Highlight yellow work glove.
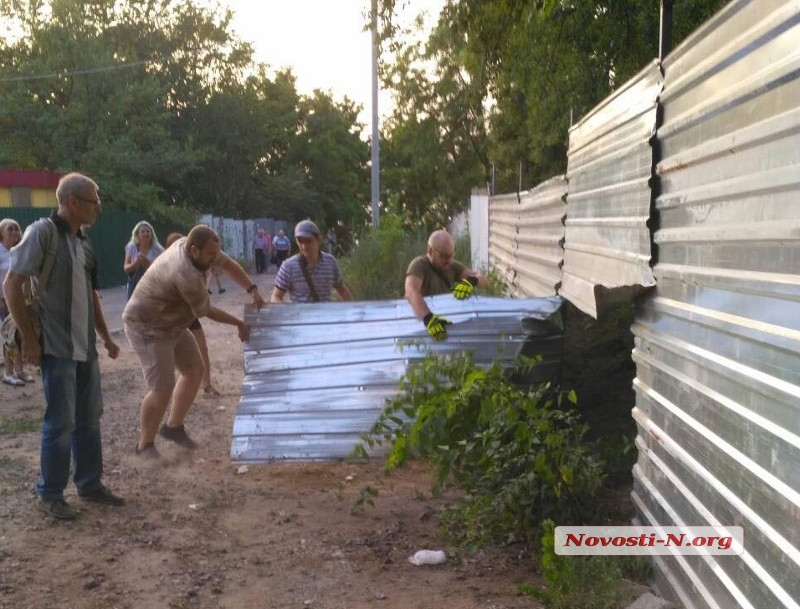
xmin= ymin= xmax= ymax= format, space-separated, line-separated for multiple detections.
xmin=451 ymin=276 xmax=478 ymax=300
xmin=423 ymin=313 xmax=451 ymax=340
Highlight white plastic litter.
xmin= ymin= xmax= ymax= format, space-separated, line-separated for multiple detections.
xmin=236 ymin=465 xmax=249 ymax=475
xmin=408 ymin=549 xmax=447 ymax=566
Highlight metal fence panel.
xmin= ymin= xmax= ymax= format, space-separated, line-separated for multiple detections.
xmin=514 ymin=176 xmax=567 ymax=298
xmin=470 ymin=187 xmax=490 ymax=272
xmin=488 ymin=192 xmax=519 ymax=288
xmin=632 ymin=1 xmax=800 ymax=607
xmin=560 ymin=60 xmax=662 ymax=318
xmin=231 ymin=296 xmax=565 ymax=463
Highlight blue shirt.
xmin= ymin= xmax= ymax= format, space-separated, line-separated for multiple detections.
xmin=273 ymin=235 xmax=291 ymax=252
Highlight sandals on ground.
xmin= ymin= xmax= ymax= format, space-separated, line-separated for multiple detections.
xmin=2 ymin=374 xmax=25 ymax=387
xmin=16 ymin=373 xmax=35 ymax=383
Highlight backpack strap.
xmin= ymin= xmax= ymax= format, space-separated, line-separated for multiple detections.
xmin=298 ymin=255 xmax=321 ymax=302
xmin=425 ymin=257 xmax=454 ymax=291
xmin=35 ymin=218 xmax=59 ymax=299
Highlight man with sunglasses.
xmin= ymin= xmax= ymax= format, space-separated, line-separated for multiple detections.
xmin=270 ymin=220 xmax=352 ymax=304
xmin=405 ymin=229 xmax=488 ymax=340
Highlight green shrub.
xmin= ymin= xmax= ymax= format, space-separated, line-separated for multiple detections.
xmin=339 ymin=215 xmax=427 ymax=300
xmin=524 ymin=520 xmax=622 ymax=609
xmin=358 ymin=352 xmax=605 ymax=549
xmin=339 ymin=212 xmax=507 ymax=300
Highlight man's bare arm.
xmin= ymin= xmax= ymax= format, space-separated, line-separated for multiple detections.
xmin=335 ymin=284 xmax=353 ymax=302
xmin=92 ymin=290 xmax=120 ymax=359
xmin=460 ymin=269 xmax=489 ymax=290
xmin=206 ymin=306 xmax=250 ymax=342
xmin=404 ymin=274 xmax=431 ymax=320
xmin=270 ymin=287 xmax=287 ymax=303
xmin=3 ymin=271 xmax=34 ymax=339
xmin=221 ymin=257 xmax=265 ymax=308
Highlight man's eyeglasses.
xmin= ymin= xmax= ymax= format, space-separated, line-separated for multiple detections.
xmin=77 ymin=196 xmax=101 ymax=206
xmin=432 ymin=248 xmax=454 ymax=261
xmin=296 ymin=237 xmax=314 ymax=244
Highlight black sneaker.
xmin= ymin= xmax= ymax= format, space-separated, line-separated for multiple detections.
xmin=78 ymin=485 xmax=125 ymax=506
xmin=38 ymin=496 xmax=77 ymax=520
xmin=158 ymin=424 xmax=199 ymax=450
xmin=218 ymin=288 xmax=226 ymax=294
xmin=134 ymin=442 xmax=161 ymax=459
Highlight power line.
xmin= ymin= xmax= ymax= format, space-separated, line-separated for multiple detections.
xmin=0 ymin=59 xmax=154 ymax=83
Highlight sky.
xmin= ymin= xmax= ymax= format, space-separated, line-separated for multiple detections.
xmin=219 ymin=0 xmax=445 ymax=123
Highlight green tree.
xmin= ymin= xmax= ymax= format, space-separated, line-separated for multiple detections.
xmin=376 ymin=0 xmax=729 ymax=196
xmin=378 ymin=11 xmax=489 ymax=229
xmin=0 ymin=0 xmax=254 ymax=222
xmin=289 ymin=90 xmax=370 ymax=243
xmin=181 ymin=67 xmax=303 ymax=219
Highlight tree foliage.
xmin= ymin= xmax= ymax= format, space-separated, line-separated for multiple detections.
xmin=0 ymin=0 xmax=730 ymax=232
xmin=0 ymin=0 xmax=370 ymax=230
xmin=375 ymin=0 xmax=729 ymax=217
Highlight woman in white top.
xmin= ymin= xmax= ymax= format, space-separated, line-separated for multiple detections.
xmin=0 ymin=218 xmax=33 ymax=386
xmin=123 ymin=220 xmax=165 ymax=300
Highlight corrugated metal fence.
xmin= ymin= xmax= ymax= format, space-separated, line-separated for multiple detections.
xmin=482 ymin=1 xmax=800 ymax=607
xmin=561 ymin=61 xmax=660 ymax=316
xmin=632 ymin=1 xmax=800 ymax=607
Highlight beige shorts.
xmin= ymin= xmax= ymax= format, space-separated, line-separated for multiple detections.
xmin=125 ymin=325 xmax=203 ymax=391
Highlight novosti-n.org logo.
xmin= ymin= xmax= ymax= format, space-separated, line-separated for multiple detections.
xmin=554 ymin=526 xmax=744 ymax=556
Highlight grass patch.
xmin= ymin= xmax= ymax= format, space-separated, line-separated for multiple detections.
xmin=0 ymin=416 xmax=40 ymax=435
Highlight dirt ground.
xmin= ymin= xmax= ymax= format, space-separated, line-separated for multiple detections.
xmin=0 ymin=281 xmax=544 ymax=609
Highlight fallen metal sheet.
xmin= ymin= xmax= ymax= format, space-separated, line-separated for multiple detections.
xmin=232 ymin=296 xmax=564 ymax=463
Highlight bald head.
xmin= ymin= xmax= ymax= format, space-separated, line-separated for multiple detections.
xmin=428 ymin=230 xmax=454 ymax=252
xmin=427 ymin=230 xmax=455 ymax=269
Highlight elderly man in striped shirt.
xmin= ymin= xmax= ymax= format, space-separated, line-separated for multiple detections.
xmin=270 ymin=220 xmax=352 ymax=304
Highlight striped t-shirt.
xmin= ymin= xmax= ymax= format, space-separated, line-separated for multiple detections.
xmin=274 ymin=253 xmax=343 ymax=303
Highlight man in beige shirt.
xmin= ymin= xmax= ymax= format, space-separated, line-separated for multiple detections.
xmin=123 ymin=225 xmax=264 ymax=457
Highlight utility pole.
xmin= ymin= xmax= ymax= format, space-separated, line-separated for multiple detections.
xmin=370 ymin=0 xmax=380 ymax=228
xmin=659 ymin=0 xmax=673 ymax=60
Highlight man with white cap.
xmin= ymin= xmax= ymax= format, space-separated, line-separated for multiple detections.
xmin=270 ymin=220 xmax=352 ymax=304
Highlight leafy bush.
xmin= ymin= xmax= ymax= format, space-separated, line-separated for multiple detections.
xmin=524 ymin=520 xmax=622 ymax=609
xmin=358 ymin=352 xmax=605 ymax=549
xmin=339 ymin=212 xmax=506 ymax=300
xmin=339 ymin=214 xmax=428 ymax=300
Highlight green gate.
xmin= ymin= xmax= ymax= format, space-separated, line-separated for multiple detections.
xmin=0 ymin=208 xmax=190 ymax=289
